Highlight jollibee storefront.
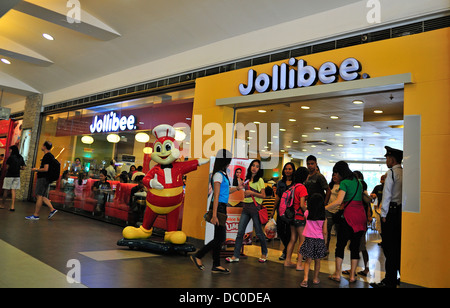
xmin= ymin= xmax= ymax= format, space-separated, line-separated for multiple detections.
xmin=182 ymin=28 xmax=449 ymax=288
xmin=34 ymin=87 xmax=194 ymax=229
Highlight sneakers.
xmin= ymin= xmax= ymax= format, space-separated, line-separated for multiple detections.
xmin=25 ymin=215 xmax=40 ymax=220
xmin=25 ymin=210 xmax=58 ymax=221
xmin=225 ymin=257 xmax=239 ymax=263
xmin=48 ymin=210 xmax=58 ymax=219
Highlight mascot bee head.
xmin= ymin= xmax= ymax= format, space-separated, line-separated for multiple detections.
xmin=151 ymin=124 xmax=180 ymax=165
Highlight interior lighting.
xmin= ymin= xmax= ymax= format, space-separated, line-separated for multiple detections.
xmin=330 ymin=116 xmax=339 ymax=119
xmin=43 ymin=33 xmax=54 ymax=40
xmin=353 ymin=100 xmax=364 ymax=104
xmin=374 ymin=110 xmax=383 ymax=114
xmin=107 ymin=133 xmax=120 ymax=143
xmin=175 ymin=130 xmax=187 ymax=141
xmin=81 ymin=136 xmax=94 ymax=144
xmin=373 ymin=132 xmax=380 ymax=135
xmin=258 ymin=110 xmax=267 ymax=113
xmin=1 ymin=59 xmax=11 ymax=64
xmin=279 ymin=128 xmax=286 ymax=132
xmin=353 ymin=125 xmax=361 ymax=128
xmin=135 ymin=132 xmax=150 ymax=143
xmin=301 ymin=106 xmax=310 ymax=110
xmin=289 ymin=119 xmax=296 ymax=122
xmin=314 ymin=127 xmax=321 ymax=130
xmin=143 ymin=147 xmax=153 ymax=154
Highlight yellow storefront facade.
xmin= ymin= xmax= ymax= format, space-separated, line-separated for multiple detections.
xmin=182 ymin=28 xmax=450 ymax=288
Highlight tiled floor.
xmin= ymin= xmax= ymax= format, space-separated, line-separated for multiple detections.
xmin=0 ymin=200 xmax=419 ymax=289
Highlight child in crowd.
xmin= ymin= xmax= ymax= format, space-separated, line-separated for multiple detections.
xmin=299 ymin=193 xmax=328 ymax=288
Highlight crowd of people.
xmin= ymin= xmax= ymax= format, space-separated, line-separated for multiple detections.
xmin=1 ymin=140 xmax=402 ymax=288
xmin=193 ymin=148 xmax=403 ymax=289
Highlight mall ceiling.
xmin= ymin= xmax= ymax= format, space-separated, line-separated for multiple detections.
xmin=235 ymin=90 xmax=404 ymax=164
xmin=0 ymin=0 xmax=362 ymax=105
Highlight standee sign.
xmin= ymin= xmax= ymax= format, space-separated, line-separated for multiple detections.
xmin=239 ymin=57 xmax=366 ymax=95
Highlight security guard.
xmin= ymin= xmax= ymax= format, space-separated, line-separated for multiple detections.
xmin=371 ymin=146 xmax=403 ymax=288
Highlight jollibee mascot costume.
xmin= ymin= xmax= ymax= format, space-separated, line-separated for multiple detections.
xmin=122 ymin=124 xmax=208 ymax=244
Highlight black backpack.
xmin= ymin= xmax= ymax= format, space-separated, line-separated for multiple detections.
xmin=47 ymin=154 xmax=61 ymax=182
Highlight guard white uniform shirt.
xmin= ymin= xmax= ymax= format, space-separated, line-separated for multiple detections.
xmin=381 ymin=164 xmax=403 ymax=218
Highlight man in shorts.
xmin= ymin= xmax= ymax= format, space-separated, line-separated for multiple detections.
xmin=25 ymin=141 xmax=58 ymax=220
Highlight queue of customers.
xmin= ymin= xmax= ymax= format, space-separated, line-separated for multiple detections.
xmin=192 ymin=149 xmax=403 ymax=289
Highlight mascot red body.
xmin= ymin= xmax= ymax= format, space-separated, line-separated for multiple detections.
xmin=122 ymin=124 xmax=208 ymax=244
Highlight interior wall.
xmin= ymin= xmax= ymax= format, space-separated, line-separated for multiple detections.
xmin=183 ymin=28 xmax=450 ymax=287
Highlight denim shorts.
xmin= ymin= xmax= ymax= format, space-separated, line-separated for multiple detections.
xmin=292 ymin=219 xmax=306 ymax=228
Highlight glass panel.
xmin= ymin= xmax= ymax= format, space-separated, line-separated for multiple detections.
xmin=35 ymin=88 xmax=194 ymax=225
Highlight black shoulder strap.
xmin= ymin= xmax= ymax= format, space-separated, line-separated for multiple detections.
xmin=343 ymin=179 xmax=360 ymax=210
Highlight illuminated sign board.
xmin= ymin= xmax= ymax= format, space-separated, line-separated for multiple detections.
xmin=239 ymin=57 xmax=365 ymax=96
xmin=89 ymin=112 xmax=136 ymax=133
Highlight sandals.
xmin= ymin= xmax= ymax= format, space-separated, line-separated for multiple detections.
xmin=211 ymin=267 xmax=230 ymax=274
xmin=258 ymin=257 xmax=267 ymax=263
xmin=190 ymin=255 xmax=205 ymax=271
xmin=328 ymin=275 xmax=341 ymax=283
xmin=300 ymin=280 xmax=308 ymax=288
xmin=225 ymin=257 xmax=239 ymax=263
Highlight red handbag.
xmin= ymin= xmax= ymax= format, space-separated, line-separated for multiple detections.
xmin=251 ymin=195 xmax=269 ymax=224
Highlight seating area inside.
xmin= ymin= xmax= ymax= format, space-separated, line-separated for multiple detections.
xmin=46 ymin=176 xmax=185 ymax=232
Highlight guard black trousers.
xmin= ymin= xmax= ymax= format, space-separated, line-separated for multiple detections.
xmin=381 ymin=204 xmax=402 ymax=286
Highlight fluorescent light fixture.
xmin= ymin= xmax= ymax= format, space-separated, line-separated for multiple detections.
xmin=81 ymin=136 xmax=94 ymax=144
xmin=374 ymin=110 xmax=383 ymax=114
xmin=135 ymin=132 xmax=150 ymax=143
xmin=301 ymin=106 xmax=310 ymax=110
xmin=1 ymin=59 xmax=11 ymax=64
xmin=43 ymin=33 xmax=54 ymax=40
xmin=107 ymin=133 xmax=120 ymax=143
xmin=353 ymin=100 xmax=364 ymax=104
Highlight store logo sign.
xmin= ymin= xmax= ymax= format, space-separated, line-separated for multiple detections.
xmin=239 ymin=57 xmax=365 ymax=96
xmin=89 ymin=112 xmax=136 ymax=133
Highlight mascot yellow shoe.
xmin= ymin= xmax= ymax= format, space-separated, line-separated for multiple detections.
xmin=164 ymin=231 xmax=187 ymax=244
xmin=122 ymin=226 xmax=153 ymax=240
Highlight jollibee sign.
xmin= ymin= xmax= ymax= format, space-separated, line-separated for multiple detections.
xmin=239 ymin=57 xmax=366 ymax=95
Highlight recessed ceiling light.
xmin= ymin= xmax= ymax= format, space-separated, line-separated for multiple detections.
xmin=389 ymin=138 xmax=396 ymax=141
xmin=311 ymin=145 xmax=316 ymax=148
xmin=289 ymin=118 xmax=296 ymax=122
xmin=279 ymin=128 xmax=286 ymax=132
xmin=293 ymin=140 xmax=299 ymax=143
xmin=253 ymin=121 xmax=260 ymax=124
xmin=330 ymin=116 xmax=339 ymax=119
xmin=1 ymin=58 xmax=11 ymax=64
xmin=338 ymin=144 xmax=344 ymax=147
xmin=353 ymin=100 xmax=364 ymax=104
xmin=302 ymin=149 xmax=307 ymax=152
xmin=373 ymin=132 xmax=380 ymax=135
xmin=353 ymin=125 xmax=361 ymax=128
xmin=335 ymin=133 xmax=342 ymax=136
xmin=314 ymin=127 xmax=321 ymax=130
xmin=43 ymin=33 xmax=54 ymax=40
xmin=374 ymin=110 xmax=383 ymax=114
xmin=301 ymin=106 xmax=310 ymax=110
xmin=301 ymin=134 xmax=308 ymax=138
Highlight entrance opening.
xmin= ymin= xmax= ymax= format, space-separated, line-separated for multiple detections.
xmin=232 ymin=89 xmax=404 ymax=269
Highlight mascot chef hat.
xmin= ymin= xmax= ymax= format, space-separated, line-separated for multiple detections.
xmin=152 ymin=124 xmax=176 ymax=143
